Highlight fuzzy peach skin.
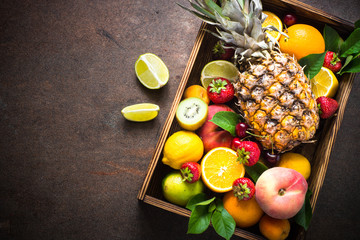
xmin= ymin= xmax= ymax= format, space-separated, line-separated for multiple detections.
xmin=255 ymin=167 xmax=308 ymax=219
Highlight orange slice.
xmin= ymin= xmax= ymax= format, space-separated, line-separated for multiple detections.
xmin=201 ymin=147 xmax=245 ymax=193
xmin=262 ymin=11 xmax=283 ymax=41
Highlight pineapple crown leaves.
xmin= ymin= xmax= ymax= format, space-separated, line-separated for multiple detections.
xmin=178 ymin=0 xmax=286 ymax=62
xmin=209 ymin=78 xmax=228 ymax=93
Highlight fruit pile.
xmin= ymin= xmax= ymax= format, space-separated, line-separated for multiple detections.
xmin=159 ymin=0 xmax=360 ymax=239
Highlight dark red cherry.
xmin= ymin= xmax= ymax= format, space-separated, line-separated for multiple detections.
xmin=283 ymin=13 xmax=297 ymax=26
xmin=235 ymin=122 xmax=249 ymax=138
xmin=264 ymin=150 xmax=280 ymax=166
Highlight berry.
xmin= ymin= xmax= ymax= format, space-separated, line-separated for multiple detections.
xmin=323 ymin=51 xmax=342 ymax=73
xmin=283 ymin=13 xmax=297 ymax=26
xmin=232 ymin=177 xmax=255 ymax=201
xmin=264 ymin=150 xmax=280 ymax=166
xmin=235 ymin=122 xmax=249 ymax=138
xmin=212 ymin=41 xmax=235 ymax=61
xmin=180 ymin=162 xmax=201 ymax=183
xmin=207 ymin=78 xmax=235 ymax=104
xmin=231 ymin=139 xmax=261 ymax=166
xmin=316 ymin=96 xmax=339 ymax=119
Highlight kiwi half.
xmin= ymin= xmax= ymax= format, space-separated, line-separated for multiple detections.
xmin=176 ymin=97 xmax=208 ymax=131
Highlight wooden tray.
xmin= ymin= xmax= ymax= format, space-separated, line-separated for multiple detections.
xmin=138 ymin=0 xmax=356 ymax=239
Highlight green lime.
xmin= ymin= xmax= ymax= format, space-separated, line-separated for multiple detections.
xmin=200 ymin=60 xmax=239 ymax=89
xmin=135 ymin=53 xmax=169 ymax=89
xmin=121 ymin=103 xmax=159 ymax=122
xmin=162 ymin=172 xmax=204 ymax=207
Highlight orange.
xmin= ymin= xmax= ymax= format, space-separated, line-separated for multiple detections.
xmin=223 ymin=191 xmax=264 ymax=228
xmin=183 ymin=85 xmax=210 ymax=104
xmin=262 ymin=11 xmax=283 ymax=41
xmin=201 ymin=147 xmax=245 ymax=193
xmin=279 ymin=24 xmax=325 ymax=60
xmin=259 ymin=215 xmax=290 ymax=240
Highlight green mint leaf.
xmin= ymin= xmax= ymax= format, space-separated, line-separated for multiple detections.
xmin=355 ymin=19 xmax=360 ymax=29
xmin=187 ymin=205 xmax=212 ymax=234
xmin=298 ymin=52 xmax=326 ymax=80
xmin=340 ymin=28 xmax=360 ymax=57
xmin=211 ymin=199 xmax=236 ymax=240
xmin=294 ymin=189 xmax=313 ymax=230
xmin=209 ymin=111 xmax=241 ymax=136
xmin=186 ymin=193 xmax=210 ymax=211
xmin=323 ymin=25 xmax=343 ymax=53
xmin=244 ymin=161 xmax=268 ymax=183
xmin=338 ymin=57 xmax=360 ymax=75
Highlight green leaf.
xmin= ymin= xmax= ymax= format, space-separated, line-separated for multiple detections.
xmin=244 ymin=161 xmax=268 ymax=183
xmin=337 ymin=55 xmax=353 ymax=75
xmin=211 ymin=199 xmax=236 ymax=240
xmin=186 ymin=193 xmax=211 ymax=211
xmin=355 ymin=19 xmax=360 ymax=29
xmin=294 ymin=189 xmax=313 ymax=230
xmin=187 ymin=205 xmax=212 ymax=234
xmin=338 ymin=57 xmax=360 ymax=75
xmin=298 ymin=52 xmax=326 ymax=80
xmin=340 ymin=28 xmax=360 ymax=57
xmin=209 ymin=111 xmax=241 ymax=136
xmin=323 ymin=25 xmax=343 ymax=53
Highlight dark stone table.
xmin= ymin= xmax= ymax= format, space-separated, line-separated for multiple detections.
xmin=1 ymin=0 xmax=359 ymax=239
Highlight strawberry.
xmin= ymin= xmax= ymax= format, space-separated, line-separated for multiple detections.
xmin=231 ymin=139 xmax=260 ymax=166
xmin=316 ymin=96 xmax=339 ymax=119
xmin=323 ymin=51 xmax=342 ymax=73
xmin=212 ymin=41 xmax=235 ymax=61
xmin=232 ymin=177 xmax=255 ymax=201
xmin=180 ymin=162 xmax=201 ymax=183
xmin=207 ymin=78 xmax=235 ymax=104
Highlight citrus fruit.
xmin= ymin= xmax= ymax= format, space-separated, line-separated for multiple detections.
xmin=262 ymin=11 xmax=283 ymax=41
xmin=223 ymin=191 xmax=264 ymax=228
xmin=200 ymin=60 xmax=239 ymax=89
xmin=135 ymin=53 xmax=169 ymax=89
xmin=162 ymin=131 xmax=204 ymax=169
xmin=121 ymin=103 xmax=160 ymax=122
xmin=279 ymin=24 xmax=325 ymax=60
xmin=184 ymin=85 xmax=210 ymax=104
xmin=310 ymin=67 xmax=339 ymax=98
xmin=176 ymin=97 xmax=208 ymax=131
xmin=278 ymin=152 xmax=311 ymax=180
xmin=259 ymin=214 xmax=290 ymax=240
xmin=201 ymin=147 xmax=245 ymax=193
xmin=162 ymin=172 xmax=204 ymax=207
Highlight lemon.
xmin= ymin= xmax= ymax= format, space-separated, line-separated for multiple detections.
xmin=121 ymin=103 xmax=159 ymax=122
xmin=310 ymin=67 xmax=339 ymax=98
xmin=200 ymin=60 xmax=239 ymax=89
xmin=135 ymin=53 xmax=169 ymax=89
xmin=162 ymin=131 xmax=204 ymax=169
xmin=278 ymin=152 xmax=311 ymax=180
xmin=262 ymin=11 xmax=283 ymax=41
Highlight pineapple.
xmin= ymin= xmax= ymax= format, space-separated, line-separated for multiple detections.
xmin=180 ymin=0 xmax=319 ymax=152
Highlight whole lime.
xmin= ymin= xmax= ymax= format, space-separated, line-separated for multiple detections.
xmin=162 ymin=172 xmax=204 ymax=207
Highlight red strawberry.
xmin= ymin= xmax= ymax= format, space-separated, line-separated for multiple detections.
xmin=316 ymin=96 xmax=339 ymax=119
xmin=231 ymin=139 xmax=260 ymax=166
xmin=323 ymin=51 xmax=342 ymax=73
xmin=207 ymin=78 xmax=235 ymax=104
xmin=180 ymin=162 xmax=201 ymax=183
xmin=232 ymin=177 xmax=255 ymax=201
xmin=212 ymin=41 xmax=235 ymax=61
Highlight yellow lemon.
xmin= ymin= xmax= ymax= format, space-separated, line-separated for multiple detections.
xmin=310 ymin=67 xmax=339 ymax=98
xmin=278 ymin=152 xmax=311 ymax=180
xmin=162 ymin=131 xmax=204 ymax=169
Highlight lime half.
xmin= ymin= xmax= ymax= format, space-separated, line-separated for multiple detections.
xmin=121 ymin=103 xmax=160 ymax=122
xmin=200 ymin=60 xmax=239 ymax=89
xmin=135 ymin=53 xmax=169 ymax=89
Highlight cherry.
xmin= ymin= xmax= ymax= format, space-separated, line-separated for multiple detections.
xmin=264 ymin=150 xmax=280 ymax=166
xmin=283 ymin=13 xmax=297 ymax=26
xmin=235 ymin=122 xmax=249 ymax=138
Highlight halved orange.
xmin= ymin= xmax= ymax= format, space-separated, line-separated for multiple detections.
xmin=262 ymin=11 xmax=283 ymax=41
xmin=201 ymin=147 xmax=245 ymax=193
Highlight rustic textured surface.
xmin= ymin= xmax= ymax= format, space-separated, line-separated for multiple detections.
xmin=0 ymin=0 xmax=359 ymax=239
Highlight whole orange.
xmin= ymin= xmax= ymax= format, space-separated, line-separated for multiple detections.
xmin=223 ymin=191 xmax=263 ymax=228
xmin=184 ymin=85 xmax=210 ymax=105
xmin=279 ymin=24 xmax=325 ymax=60
xmin=259 ymin=214 xmax=290 ymax=240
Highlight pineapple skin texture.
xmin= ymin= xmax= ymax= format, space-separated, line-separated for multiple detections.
xmin=234 ymin=52 xmax=320 ymax=152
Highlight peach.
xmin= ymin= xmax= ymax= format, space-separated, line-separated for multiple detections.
xmin=197 ymin=104 xmax=235 ymax=152
xmin=255 ymin=167 xmax=308 ymax=219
